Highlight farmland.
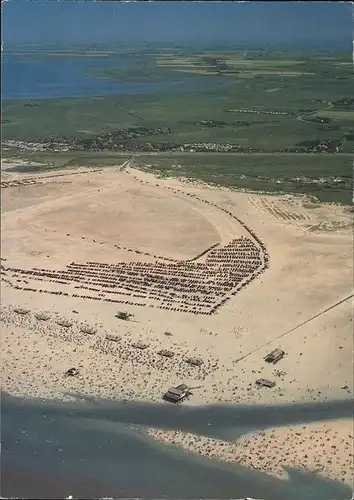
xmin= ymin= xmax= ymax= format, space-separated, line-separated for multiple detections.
xmin=2 ymin=48 xmax=353 ymax=205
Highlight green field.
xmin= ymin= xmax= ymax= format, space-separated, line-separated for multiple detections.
xmin=3 ymin=49 xmax=353 ymax=150
xmin=2 ymin=49 xmax=353 ymax=204
xmin=2 ymin=149 xmax=351 ymax=204
xmin=154 ymin=50 xmax=349 ymax=80
xmin=3 ymin=78 xmax=354 ymax=151
xmin=133 ymin=152 xmax=353 ymax=205
xmin=315 ymin=110 xmax=354 ymax=121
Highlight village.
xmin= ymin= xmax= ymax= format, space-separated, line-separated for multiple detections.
xmin=2 ymin=132 xmax=344 ymax=155
xmin=225 ymin=108 xmax=296 ymax=116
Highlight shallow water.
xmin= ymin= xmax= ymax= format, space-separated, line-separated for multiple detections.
xmin=4 ymin=165 xmax=42 ymax=173
xmin=2 ymin=55 xmax=219 ymax=100
xmin=1 ymin=391 xmax=352 ymax=499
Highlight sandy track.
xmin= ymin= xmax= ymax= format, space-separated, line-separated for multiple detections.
xmin=2 ymin=169 xmax=124 ymax=223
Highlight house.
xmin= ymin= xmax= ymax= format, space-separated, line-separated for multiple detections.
xmin=264 ymin=348 xmax=285 ymax=364
xmin=256 ymin=378 xmax=276 ymax=388
xmin=131 ymin=341 xmax=149 ymax=350
xmin=163 ymin=384 xmax=190 ymax=403
xmin=185 ymin=357 xmax=203 ymax=366
xmin=158 ymin=349 xmax=175 ymax=358
xmin=64 ymin=367 xmax=79 ymax=377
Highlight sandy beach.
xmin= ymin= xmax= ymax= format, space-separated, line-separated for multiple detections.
xmin=1 ymin=158 xmax=353 ymax=486
xmin=148 ymin=419 xmax=353 ymax=486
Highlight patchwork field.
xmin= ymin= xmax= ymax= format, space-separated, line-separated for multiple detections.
xmin=315 ymin=110 xmax=354 ymax=121
xmin=3 ymin=50 xmax=353 ymax=159
xmin=154 ymin=51 xmax=350 ymax=80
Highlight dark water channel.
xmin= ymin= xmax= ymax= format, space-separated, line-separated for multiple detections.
xmin=1 ymin=392 xmax=352 ymax=499
xmin=4 ymin=165 xmax=43 ymax=173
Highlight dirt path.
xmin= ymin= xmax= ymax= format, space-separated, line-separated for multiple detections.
xmin=234 ymin=292 xmax=354 ymax=364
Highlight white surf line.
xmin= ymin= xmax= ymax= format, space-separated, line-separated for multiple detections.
xmin=234 ymin=293 xmax=354 ymax=364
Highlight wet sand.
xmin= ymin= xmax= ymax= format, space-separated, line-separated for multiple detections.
xmin=148 ymin=419 xmax=353 ymax=486
xmin=3 ymin=391 xmax=352 ymax=500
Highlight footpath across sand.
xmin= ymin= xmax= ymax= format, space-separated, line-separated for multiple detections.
xmin=1 ymin=160 xmax=353 ymax=486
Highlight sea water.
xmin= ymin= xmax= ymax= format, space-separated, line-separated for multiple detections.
xmin=2 ymin=54 xmax=220 ymax=101
xmin=1 ymin=391 xmax=352 ymax=499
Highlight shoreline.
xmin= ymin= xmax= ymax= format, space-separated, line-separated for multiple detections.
xmin=1 ymin=382 xmax=353 ymax=488
xmin=1 ymin=161 xmax=353 ymax=488
xmin=2 ymin=387 xmax=353 ymax=488
xmin=147 ymin=419 xmax=353 ymax=487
